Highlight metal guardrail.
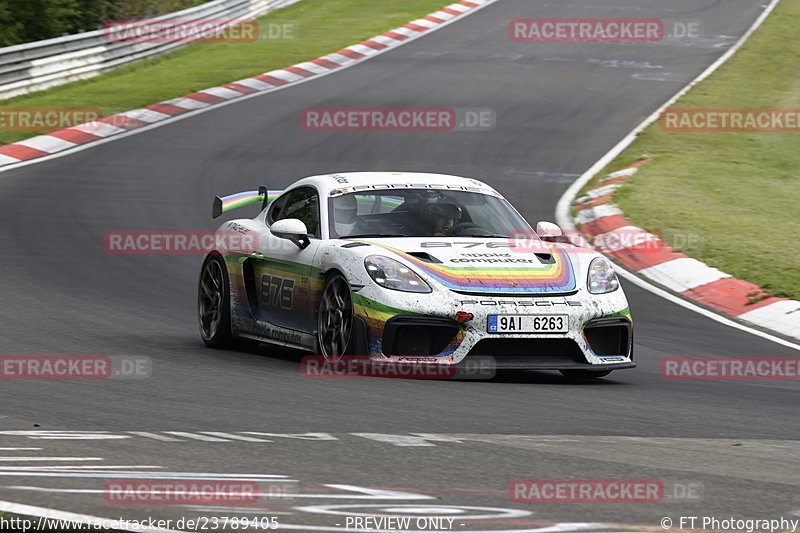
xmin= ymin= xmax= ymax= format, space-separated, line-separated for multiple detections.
xmin=0 ymin=0 xmax=302 ymax=101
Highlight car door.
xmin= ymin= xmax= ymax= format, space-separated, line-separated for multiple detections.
xmin=254 ymin=186 xmax=324 ymax=334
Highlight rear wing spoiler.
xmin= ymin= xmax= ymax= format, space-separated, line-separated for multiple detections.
xmin=212 ymin=187 xmax=283 ymax=218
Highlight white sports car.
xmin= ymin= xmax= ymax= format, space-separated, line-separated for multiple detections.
xmin=198 ymin=172 xmax=634 ymax=378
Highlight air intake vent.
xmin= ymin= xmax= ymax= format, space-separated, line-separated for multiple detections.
xmin=405 ymin=252 xmax=442 ymax=263
xmin=584 ymin=318 xmax=631 ymax=356
xmin=382 ymin=317 xmax=458 ymax=356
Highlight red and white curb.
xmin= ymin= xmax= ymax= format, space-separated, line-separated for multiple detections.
xmin=572 ymin=160 xmax=800 ymax=343
xmin=0 ymin=0 xmax=496 ymax=168
xmin=555 ymin=0 xmax=797 ymax=349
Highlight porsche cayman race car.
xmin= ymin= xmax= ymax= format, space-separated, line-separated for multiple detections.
xmin=198 ymin=172 xmax=634 ymax=378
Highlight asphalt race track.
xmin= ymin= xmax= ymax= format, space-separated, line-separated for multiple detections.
xmin=0 ymin=0 xmax=798 ymax=531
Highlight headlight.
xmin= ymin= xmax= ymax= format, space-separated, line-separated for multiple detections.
xmin=364 ymin=255 xmax=432 ymax=293
xmin=587 ymin=257 xmax=619 ymax=294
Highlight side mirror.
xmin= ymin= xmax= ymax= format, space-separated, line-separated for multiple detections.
xmin=536 ymin=221 xmax=563 ymax=242
xmin=271 ymin=218 xmax=310 ymax=249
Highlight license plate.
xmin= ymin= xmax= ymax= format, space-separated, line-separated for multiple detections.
xmin=487 ymin=314 xmax=568 ymax=333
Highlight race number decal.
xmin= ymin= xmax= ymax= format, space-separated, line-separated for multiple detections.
xmin=261 ymin=275 xmax=295 ymax=310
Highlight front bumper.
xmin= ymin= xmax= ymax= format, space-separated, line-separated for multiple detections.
xmin=352 ymin=285 xmax=634 ymax=371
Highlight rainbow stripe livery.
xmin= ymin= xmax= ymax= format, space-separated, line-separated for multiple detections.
xmin=213 ymin=189 xmax=282 ymax=218
xmin=360 ymin=241 xmax=576 ymax=294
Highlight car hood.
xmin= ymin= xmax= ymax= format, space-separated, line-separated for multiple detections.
xmin=351 ymin=237 xmax=577 ymax=295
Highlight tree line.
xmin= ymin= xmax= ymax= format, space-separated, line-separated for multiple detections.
xmin=0 ymin=0 xmax=207 ymax=47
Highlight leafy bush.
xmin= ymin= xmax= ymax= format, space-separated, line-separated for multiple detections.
xmin=0 ymin=0 xmax=206 ymax=47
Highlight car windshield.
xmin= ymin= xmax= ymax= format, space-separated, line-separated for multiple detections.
xmin=328 ymin=188 xmax=532 ymax=239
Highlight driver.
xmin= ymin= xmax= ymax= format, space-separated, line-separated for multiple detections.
xmin=332 ymin=194 xmax=367 ymax=237
xmin=426 ymin=202 xmax=461 ymax=236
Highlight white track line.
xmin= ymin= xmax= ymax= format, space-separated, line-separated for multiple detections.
xmin=0 ymin=465 xmax=162 ymax=470
xmin=269 ymin=523 xmax=611 ymax=533
xmin=0 ymin=500 xmax=182 ymax=532
xmin=0 ymin=470 xmax=289 ymax=479
xmin=162 ymin=431 xmax=231 ymax=442
xmin=125 ymin=431 xmax=182 ymax=441
xmin=201 ymin=432 xmax=271 ymax=442
xmin=554 ymin=0 xmax=799 ymax=351
xmin=0 ymin=457 xmax=103 ymax=461
xmin=6 ymin=486 xmax=270 ymax=498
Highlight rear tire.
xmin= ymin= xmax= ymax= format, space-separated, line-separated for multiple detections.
xmin=198 ymin=253 xmax=234 ymax=348
xmin=560 ymin=369 xmax=612 ymax=379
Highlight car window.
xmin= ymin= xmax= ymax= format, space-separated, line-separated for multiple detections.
xmin=272 ymin=187 xmax=320 ymax=238
xmin=268 ymin=195 xmax=288 ymax=223
xmin=328 ymin=189 xmax=531 ymax=239
xmin=355 ymin=194 xmax=405 ymax=215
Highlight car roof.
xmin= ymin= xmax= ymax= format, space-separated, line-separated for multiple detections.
xmin=288 ymin=171 xmax=501 ymax=197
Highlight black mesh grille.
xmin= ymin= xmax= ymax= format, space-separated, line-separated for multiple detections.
xmin=382 ymin=317 xmax=459 ymax=356
xmin=467 ymin=338 xmax=587 ymax=367
xmin=584 ymin=319 xmax=631 ymax=356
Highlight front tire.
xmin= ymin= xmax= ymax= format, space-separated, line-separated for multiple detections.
xmin=198 ymin=253 xmax=234 ymax=348
xmin=318 ymin=273 xmax=353 ymax=362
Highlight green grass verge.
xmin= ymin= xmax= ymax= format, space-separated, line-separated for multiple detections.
xmin=0 ymin=0 xmax=452 ymax=145
xmin=578 ymin=0 xmax=800 ymax=301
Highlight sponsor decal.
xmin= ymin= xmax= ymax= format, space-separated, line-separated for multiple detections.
xmin=332 ymin=184 xmax=491 ymax=195
xmin=458 ymin=300 xmax=581 ymax=306
xmin=234 ymin=318 xmax=306 ymax=347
